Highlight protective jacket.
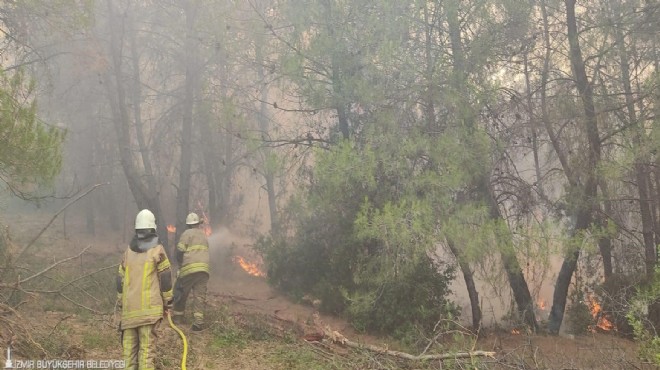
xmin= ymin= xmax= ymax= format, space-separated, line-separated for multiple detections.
xmin=176 ymin=228 xmax=209 ymax=277
xmin=117 ymin=233 xmax=173 ymax=330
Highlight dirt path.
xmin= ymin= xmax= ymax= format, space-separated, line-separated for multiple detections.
xmin=206 ymin=230 xmax=373 ymax=343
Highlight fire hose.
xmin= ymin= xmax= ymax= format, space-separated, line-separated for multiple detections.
xmin=167 ymin=312 xmax=188 ymax=370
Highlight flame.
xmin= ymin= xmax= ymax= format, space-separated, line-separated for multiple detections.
xmin=233 ymin=256 xmax=266 ymax=277
xmin=167 ymin=224 xmax=176 ymax=233
xmin=587 ymin=293 xmax=615 ymax=331
xmin=196 ymin=201 xmax=213 ymax=237
xmin=511 ymin=329 xmax=521 ymax=335
xmin=537 ymin=298 xmax=547 ymax=311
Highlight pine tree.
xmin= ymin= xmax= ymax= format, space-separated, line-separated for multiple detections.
xmin=0 ymin=69 xmax=65 ymax=199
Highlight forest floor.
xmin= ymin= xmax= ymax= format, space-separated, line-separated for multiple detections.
xmin=1 ymin=211 xmax=657 ymax=369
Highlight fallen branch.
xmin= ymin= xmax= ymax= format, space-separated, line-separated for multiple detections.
xmin=31 ymin=263 xmax=119 ymax=294
xmin=320 ymin=327 xmax=496 ymax=362
xmin=13 ymin=183 xmax=106 ymax=262
xmin=58 ymin=292 xmax=105 ymax=315
xmin=15 ymin=245 xmax=93 ymax=285
xmin=0 ymin=302 xmax=49 ymax=357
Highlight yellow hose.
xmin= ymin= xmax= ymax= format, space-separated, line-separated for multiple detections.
xmin=167 ymin=312 xmax=188 ymax=370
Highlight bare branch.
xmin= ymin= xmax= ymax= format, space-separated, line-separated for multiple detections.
xmin=13 ymin=183 xmax=106 ymax=262
xmin=318 ymin=326 xmax=496 ymax=362
xmin=14 ymin=245 xmax=93 ymax=285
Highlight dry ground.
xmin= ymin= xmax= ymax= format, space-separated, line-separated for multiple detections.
xmin=1 ymin=211 xmax=657 ymax=369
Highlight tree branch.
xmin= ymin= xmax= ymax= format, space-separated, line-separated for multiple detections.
xmin=318 ymin=326 xmax=496 ymax=361
xmin=14 ymin=245 xmax=93 ymax=285
xmin=13 ymin=183 xmax=106 ymax=262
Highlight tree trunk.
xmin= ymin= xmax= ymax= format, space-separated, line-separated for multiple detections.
xmin=523 ymin=53 xmax=544 ymax=196
xmin=256 ymin=38 xmax=280 ymax=235
xmin=200 ymin=104 xmax=232 ymax=227
xmin=199 ymin=54 xmax=233 ymax=227
xmin=84 ymin=112 xmax=97 ymax=236
xmin=548 ymin=0 xmax=601 ymax=334
xmin=598 ymin=181 xmax=613 ymax=280
xmin=653 ymin=38 xmax=660 ymax=261
xmin=446 ymin=0 xmax=537 ymax=330
xmin=610 ymin=2 xmax=656 ymax=275
xmin=323 ymin=1 xmax=350 ymax=140
xmin=488 ymin=192 xmax=538 ymax=331
xmin=423 ymin=3 xmax=438 ymax=134
xmin=447 ymin=239 xmax=481 ymax=331
xmin=105 ymin=0 xmax=168 ymax=251
xmin=175 ymin=0 xmax=198 ymax=243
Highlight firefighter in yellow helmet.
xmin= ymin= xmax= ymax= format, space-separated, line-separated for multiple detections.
xmin=116 ymin=209 xmax=173 ymax=370
xmin=172 ymin=212 xmax=210 ymax=331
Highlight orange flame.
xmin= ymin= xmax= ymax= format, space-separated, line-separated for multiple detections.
xmin=196 ymin=201 xmax=213 ymax=237
xmin=537 ymin=298 xmax=547 ymax=311
xmin=511 ymin=329 xmax=521 ymax=335
xmin=167 ymin=225 xmax=176 ymax=233
xmin=233 ymin=256 xmax=266 ymax=277
xmin=587 ymin=294 xmax=615 ymax=331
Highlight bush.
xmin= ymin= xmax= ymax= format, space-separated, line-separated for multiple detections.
xmin=627 ymin=268 xmax=660 ymax=365
xmin=346 ymin=255 xmax=457 ymax=338
xmin=600 ymin=273 xmax=642 ymax=337
xmin=565 ymin=291 xmax=593 ymax=335
xmin=261 ymin=128 xmax=464 ymax=342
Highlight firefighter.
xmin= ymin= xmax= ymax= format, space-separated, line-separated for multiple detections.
xmin=172 ymin=212 xmax=210 ymax=331
xmin=117 ymin=209 xmax=173 ymax=370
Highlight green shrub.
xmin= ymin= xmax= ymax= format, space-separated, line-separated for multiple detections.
xmin=627 ymin=268 xmax=660 ymax=365
xmin=565 ymin=291 xmax=593 ymax=335
xmin=346 ymin=255 xmax=457 ymax=339
xmin=261 ymin=125 xmax=466 ymax=343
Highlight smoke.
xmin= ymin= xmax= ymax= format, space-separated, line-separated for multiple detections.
xmin=207 ymin=226 xmax=261 ymax=280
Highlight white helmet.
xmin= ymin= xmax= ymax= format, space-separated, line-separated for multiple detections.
xmin=186 ymin=212 xmax=201 ymax=225
xmin=135 ymin=209 xmax=157 ymax=230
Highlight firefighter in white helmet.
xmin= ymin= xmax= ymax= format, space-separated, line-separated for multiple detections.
xmin=116 ymin=209 xmax=173 ymax=370
xmin=172 ymin=212 xmax=210 ymax=331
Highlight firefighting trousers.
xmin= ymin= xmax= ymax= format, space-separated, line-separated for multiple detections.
xmin=122 ymin=321 xmax=159 ymax=370
xmin=172 ymin=271 xmax=209 ymax=326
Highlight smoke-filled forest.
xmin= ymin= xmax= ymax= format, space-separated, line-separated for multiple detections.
xmin=1 ymin=0 xmax=659 ymax=369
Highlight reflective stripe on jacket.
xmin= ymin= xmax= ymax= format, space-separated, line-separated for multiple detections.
xmin=177 ymin=228 xmax=210 ymax=277
xmin=118 ymin=244 xmax=173 ymax=329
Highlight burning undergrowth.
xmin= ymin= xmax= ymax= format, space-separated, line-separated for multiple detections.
xmin=205 ymin=226 xmax=266 ymax=280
